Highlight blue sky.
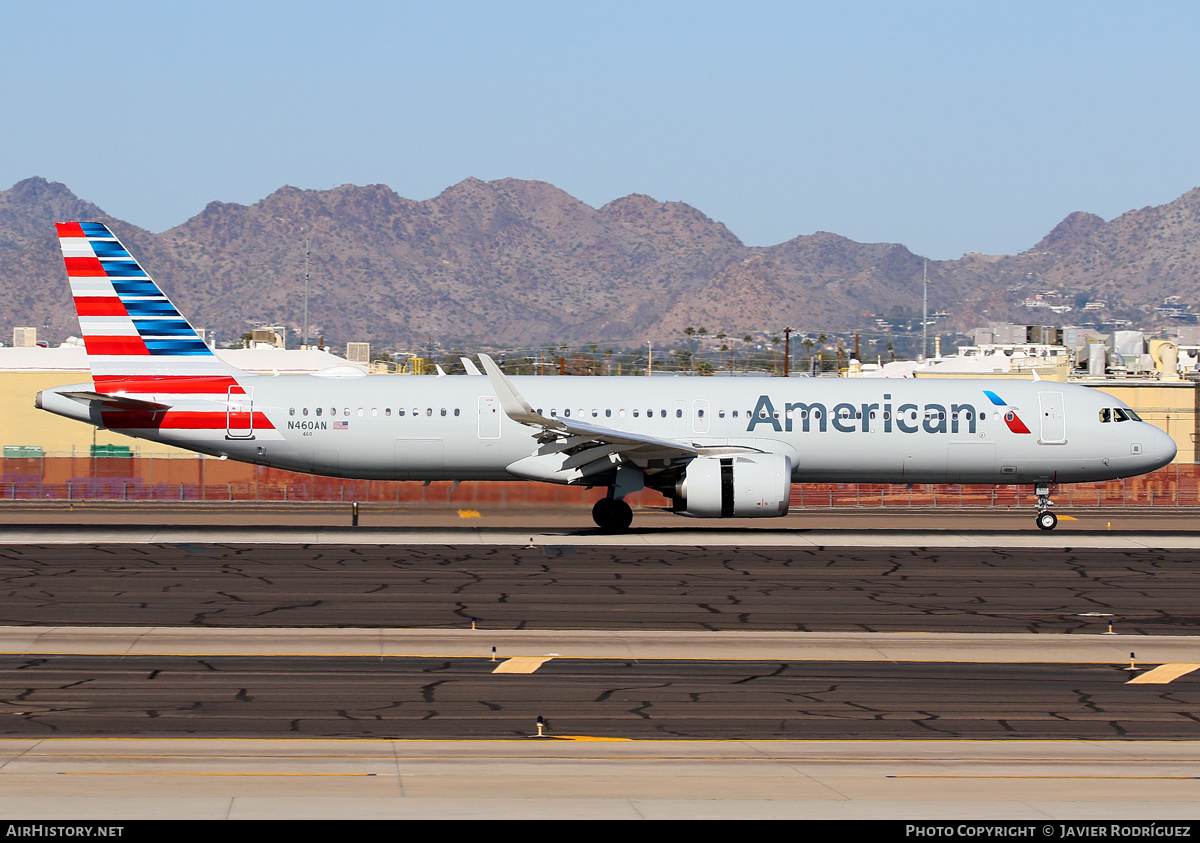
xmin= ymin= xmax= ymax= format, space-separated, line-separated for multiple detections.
xmin=3 ymin=1 xmax=1198 ymax=259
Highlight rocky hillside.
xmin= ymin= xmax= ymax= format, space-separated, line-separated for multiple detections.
xmin=3 ymin=176 xmax=1198 ymax=351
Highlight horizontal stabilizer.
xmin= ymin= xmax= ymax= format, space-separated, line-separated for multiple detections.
xmin=58 ymin=391 xmax=170 ymax=411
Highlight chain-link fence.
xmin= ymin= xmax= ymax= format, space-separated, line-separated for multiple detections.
xmin=0 ymin=453 xmax=1193 ymax=508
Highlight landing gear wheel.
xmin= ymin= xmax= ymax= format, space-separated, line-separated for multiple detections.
xmin=592 ymin=498 xmax=633 ymax=532
xmin=592 ymin=498 xmax=612 ymax=527
xmin=1036 ymin=511 xmax=1058 ymax=531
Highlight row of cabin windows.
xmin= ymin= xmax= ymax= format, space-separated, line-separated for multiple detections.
xmin=538 ymin=408 xmax=694 ymax=419
xmin=284 ymin=406 xmax=980 ymax=423
xmin=289 ymin=407 xmax=462 ymax=418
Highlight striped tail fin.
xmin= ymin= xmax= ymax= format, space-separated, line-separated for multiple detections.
xmin=56 ymin=221 xmax=242 ymax=393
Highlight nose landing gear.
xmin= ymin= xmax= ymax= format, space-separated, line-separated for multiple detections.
xmin=1034 ymin=483 xmax=1057 ymax=531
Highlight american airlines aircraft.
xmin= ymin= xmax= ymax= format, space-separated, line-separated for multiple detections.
xmin=36 ymin=222 xmax=1176 ymax=531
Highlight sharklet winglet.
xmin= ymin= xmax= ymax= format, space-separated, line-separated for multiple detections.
xmin=478 ymin=353 xmax=563 ymax=430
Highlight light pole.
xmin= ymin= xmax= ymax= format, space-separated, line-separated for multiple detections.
xmin=303 ymin=235 xmax=310 ymax=349
xmin=922 ymin=258 xmax=928 ymax=361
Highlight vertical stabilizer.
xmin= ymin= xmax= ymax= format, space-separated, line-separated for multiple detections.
xmin=56 ymin=221 xmax=241 ymax=393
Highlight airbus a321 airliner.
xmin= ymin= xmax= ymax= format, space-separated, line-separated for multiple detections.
xmin=36 ymin=222 xmax=1175 ymax=531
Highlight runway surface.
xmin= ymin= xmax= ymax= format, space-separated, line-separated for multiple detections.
xmin=1 ymin=518 xmax=1197 ymax=818
xmin=2 ymin=739 xmax=1198 ymax=819
xmin=0 ymin=542 xmax=1198 ymax=634
xmin=1 ymin=653 xmax=1198 ymax=740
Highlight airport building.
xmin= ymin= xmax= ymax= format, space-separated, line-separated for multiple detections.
xmin=853 ymin=323 xmax=1200 ymax=465
xmin=0 ymin=337 xmax=1194 ymax=511
xmin=0 ymin=345 xmax=356 ymax=456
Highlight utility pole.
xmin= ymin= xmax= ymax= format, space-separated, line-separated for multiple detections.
xmin=303 ymin=235 xmax=310 ymax=349
xmin=783 ymin=327 xmax=792 ymax=377
xmin=922 ymin=258 xmax=928 ymax=361
xmin=647 ymin=340 xmax=653 ymax=376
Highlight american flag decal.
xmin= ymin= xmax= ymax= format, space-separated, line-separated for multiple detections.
xmin=333 ymin=421 xmax=349 ymax=430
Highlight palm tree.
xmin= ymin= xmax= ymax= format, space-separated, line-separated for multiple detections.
xmin=683 ymin=326 xmax=696 ymax=372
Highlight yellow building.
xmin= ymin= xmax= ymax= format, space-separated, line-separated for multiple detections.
xmin=0 ymin=346 xmax=354 ymax=457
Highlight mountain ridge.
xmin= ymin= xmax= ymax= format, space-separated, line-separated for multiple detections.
xmin=2 ymin=175 xmax=1198 ymax=352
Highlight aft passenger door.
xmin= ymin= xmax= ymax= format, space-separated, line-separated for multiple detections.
xmin=226 ymin=386 xmax=254 ymax=440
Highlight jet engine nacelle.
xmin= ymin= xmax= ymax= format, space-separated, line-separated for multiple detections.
xmin=673 ymin=454 xmax=792 ymax=518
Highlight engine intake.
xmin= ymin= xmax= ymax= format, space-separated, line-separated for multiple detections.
xmin=673 ymin=454 xmax=792 ymax=518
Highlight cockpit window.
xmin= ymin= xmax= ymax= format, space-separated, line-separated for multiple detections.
xmin=1113 ymin=408 xmax=1131 ymax=422
xmin=1099 ymin=408 xmax=1111 ymax=423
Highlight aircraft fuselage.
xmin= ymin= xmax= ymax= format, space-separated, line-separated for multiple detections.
xmin=39 ymin=372 xmax=1175 ymax=487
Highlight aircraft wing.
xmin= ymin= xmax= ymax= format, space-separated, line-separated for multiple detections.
xmin=478 ymin=353 xmax=701 ymax=456
xmin=478 ymin=354 xmax=769 ymax=485
xmin=543 ymin=415 xmax=703 ymax=454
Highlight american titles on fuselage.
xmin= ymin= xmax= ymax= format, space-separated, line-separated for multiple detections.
xmin=747 ymin=393 xmax=986 ymax=435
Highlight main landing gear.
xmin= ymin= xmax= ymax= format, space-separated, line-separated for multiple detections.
xmin=592 ymin=497 xmax=633 ymax=532
xmin=1034 ymin=483 xmax=1058 ymax=531
xmin=593 ymin=464 xmax=643 ymax=532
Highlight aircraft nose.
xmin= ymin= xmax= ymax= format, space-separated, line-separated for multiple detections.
xmin=1146 ymin=425 xmax=1177 ymax=470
